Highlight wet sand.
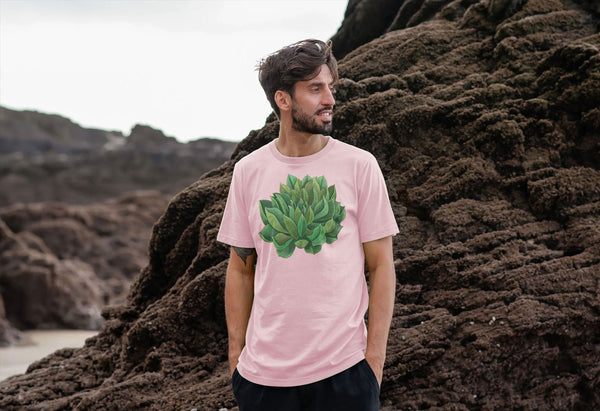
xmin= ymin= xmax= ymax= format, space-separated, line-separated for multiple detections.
xmin=0 ymin=330 xmax=97 ymax=381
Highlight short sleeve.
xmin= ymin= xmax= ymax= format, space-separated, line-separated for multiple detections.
xmin=217 ymin=163 xmax=255 ymax=248
xmin=357 ymin=155 xmax=399 ymax=243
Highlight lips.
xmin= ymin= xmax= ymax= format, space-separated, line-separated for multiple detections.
xmin=316 ymin=108 xmax=333 ymax=122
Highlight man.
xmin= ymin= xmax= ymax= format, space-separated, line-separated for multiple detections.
xmin=217 ymin=39 xmax=398 ymax=410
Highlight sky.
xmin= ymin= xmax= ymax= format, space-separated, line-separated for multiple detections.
xmin=0 ymin=0 xmax=348 ymax=142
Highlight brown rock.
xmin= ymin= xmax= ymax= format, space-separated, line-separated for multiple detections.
xmin=0 ymin=192 xmax=169 ymax=334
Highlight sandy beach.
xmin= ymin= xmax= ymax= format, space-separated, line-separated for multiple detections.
xmin=0 ymin=330 xmax=97 ymax=381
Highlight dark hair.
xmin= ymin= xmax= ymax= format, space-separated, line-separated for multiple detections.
xmin=257 ymin=39 xmax=338 ymax=117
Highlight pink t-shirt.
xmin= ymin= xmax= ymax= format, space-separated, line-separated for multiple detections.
xmin=217 ymin=136 xmax=398 ymax=386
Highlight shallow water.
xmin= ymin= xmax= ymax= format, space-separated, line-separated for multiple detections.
xmin=0 ymin=330 xmax=97 ymax=381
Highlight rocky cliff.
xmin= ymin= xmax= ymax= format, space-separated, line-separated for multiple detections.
xmin=1 ymin=0 xmax=599 ymax=409
xmin=0 ymin=106 xmax=236 ymax=206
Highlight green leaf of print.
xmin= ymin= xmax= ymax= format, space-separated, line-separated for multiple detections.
xmin=314 ymin=198 xmax=329 ymax=220
xmin=325 ymin=235 xmax=338 ymax=244
xmin=330 ymin=223 xmax=343 ymax=237
xmin=334 ymin=206 xmax=346 ymax=223
xmin=274 ymin=232 xmax=292 ymax=246
xmin=294 ymin=207 xmax=302 ymax=224
xmin=283 ymin=215 xmax=299 ymax=239
xmin=320 ymin=187 xmax=327 ymax=200
xmin=306 ymin=207 xmax=314 ymax=225
xmin=259 ymin=225 xmax=275 ymax=242
xmin=314 ymin=198 xmax=325 ymax=214
xmin=312 ymin=231 xmax=327 ymax=247
xmin=291 ymin=191 xmax=301 ymax=204
xmin=302 ymin=175 xmax=311 ymax=187
xmin=324 ymin=200 xmax=336 ymax=220
xmin=275 ymin=237 xmax=295 ymax=258
xmin=273 ymin=194 xmax=288 ymax=212
xmin=304 ymin=179 xmax=314 ymax=194
xmin=259 ymin=200 xmax=272 ymax=225
xmin=334 ymin=202 xmax=340 ymax=216
xmin=278 ymin=192 xmax=292 ymax=206
xmin=312 ymin=185 xmax=319 ymax=206
xmin=307 ymin=224 xmax=324 ymax=242
xmin=287 ymin=175 xmax=299 ymax=190
xmin=271 ymin=195 xmax=281 ymax=211
xmin=316 ymin=176 xmax=327 ymax=190
xmin=305 ymin=243 xmax=322 ymax=254
xmin=295 ymin=239 xmax=309 ymax=249
xmin=328 ymin=185 xmax=336 ymax=201
xmin=266 ymin=208 xmax=287 ymax=233
xmin=305 ymin=183 xmax=314 ymax=205
xmin=324 ymin=218 xmax=335 ymax=234
xmin=280 ymin=183 xmax=292 ymax=196
xmin=297 ymin=215 xmax=307 ymax=237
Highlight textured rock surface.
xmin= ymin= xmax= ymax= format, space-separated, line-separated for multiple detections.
xmin=0 ymin=192 xmax=169 ymax=344
xmin=331 ymin=0 xmax=600 ymax=58
xmin=1 ymin=0 xmax=599 ymax=409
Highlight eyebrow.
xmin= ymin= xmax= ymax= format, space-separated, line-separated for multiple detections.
xmin=307 ymin=81 xmax=335 ymax=88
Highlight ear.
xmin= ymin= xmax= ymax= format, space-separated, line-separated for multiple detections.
xmin=275 ymin=90 xmax=292 ymax=113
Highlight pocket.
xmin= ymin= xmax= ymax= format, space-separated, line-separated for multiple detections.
xmin=361 ymin=359 xmax=380 ymax=391
xmin=231 ymin=368 xmax=241 ymax=396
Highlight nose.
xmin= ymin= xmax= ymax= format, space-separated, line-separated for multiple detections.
xmin=323 ymin=88 xmax=335 ymax=107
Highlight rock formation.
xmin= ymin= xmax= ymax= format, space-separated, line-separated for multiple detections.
xmin=1 ymin=0 xmax=599 ymax=409
xmin=0 ymin=107 xmax=236 ymax=206
xmin=0 ymin=192 xmax=170 ymax=345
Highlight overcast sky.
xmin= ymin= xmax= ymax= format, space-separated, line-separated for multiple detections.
xmin=0 ymin=0 xmax=348 ymax=142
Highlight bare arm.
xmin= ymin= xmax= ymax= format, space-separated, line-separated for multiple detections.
xmin=224 ymin=246 xmax=256 ymax=375
xmin=363 ymin=236 xmax=396 ymax=386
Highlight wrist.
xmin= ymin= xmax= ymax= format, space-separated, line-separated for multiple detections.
xmin=228 ymin=350 xmax=241 ymax=376
xmin=229 ymin=349 xmax=241 ymax=361
xmin=229 ymin=344 xmax=243 ymax=362
xmin=365 ymin=351 xmax=384 ymax=366
xmin=365 ymin=345 xmax=385 ymax=360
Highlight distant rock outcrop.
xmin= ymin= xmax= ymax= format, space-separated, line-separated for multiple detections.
xmin=0 ymin=106 xmax=236 ymax=206
xmin=0 ymin=294 xmax=23 ymax=346
xmin=1 ymin=0 xmax=599 ymax=409
xmin=0 ymin=192 xmax=169 ymax=345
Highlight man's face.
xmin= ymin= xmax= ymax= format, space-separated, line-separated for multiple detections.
xmin=290 ymin=64 xmax=336 ymax=135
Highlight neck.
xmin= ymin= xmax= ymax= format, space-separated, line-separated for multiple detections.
xmin=276 ymin=125 xmax=328 ymax=157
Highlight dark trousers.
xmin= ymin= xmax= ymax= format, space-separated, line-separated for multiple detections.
xmin=232 ymin=359 xmax=380 ymax=411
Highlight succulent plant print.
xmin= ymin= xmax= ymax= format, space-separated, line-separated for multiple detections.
xmin=259 ymin=174 xmax=346 ymax=258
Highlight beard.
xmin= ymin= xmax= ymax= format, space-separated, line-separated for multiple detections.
xmin=291 ymin=103 xmax=333 ymax=135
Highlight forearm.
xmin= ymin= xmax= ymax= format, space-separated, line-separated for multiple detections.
xmin=365 ymin=262 xmax=396 ymax=374
xmin=224 ymin=262 xmax=254 ymax=372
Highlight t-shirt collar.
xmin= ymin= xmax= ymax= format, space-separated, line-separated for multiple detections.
xmin=269 ymin=136 xmax=335 ymax=164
